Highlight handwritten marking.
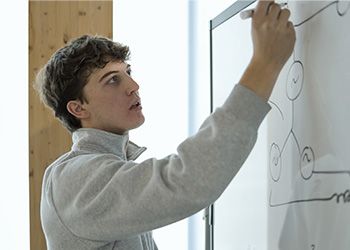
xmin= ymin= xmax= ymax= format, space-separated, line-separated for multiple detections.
xmin=269 ymin=189 xmax=350 ymax=207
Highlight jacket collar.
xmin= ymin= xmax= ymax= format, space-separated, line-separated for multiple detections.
xmin=71 ymin=128 xmax=146 ymax=161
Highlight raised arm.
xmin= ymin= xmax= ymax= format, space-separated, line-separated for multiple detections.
xmin=239 ymin=0 xmax=296 ymax=101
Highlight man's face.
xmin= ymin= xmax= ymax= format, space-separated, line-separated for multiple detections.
xmin=80 ymin=60 xmax=145 ymax=134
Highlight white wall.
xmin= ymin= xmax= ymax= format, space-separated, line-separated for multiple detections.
xmin=0 ymin=1 xmax=30 ymax=249
xmin=114 ymin=1 xmax=189 ymax=249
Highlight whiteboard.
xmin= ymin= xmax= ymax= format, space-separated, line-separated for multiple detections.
xmin=211 ymin=1 xmax=350 ymax=250
xmin=267 ymin=1 xmax=350 ymax=250
xmin=211 ymin=1 xmax=268 ymax=250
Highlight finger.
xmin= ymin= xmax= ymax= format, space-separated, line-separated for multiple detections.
xmin=267 ymin=3 xmax=282 ymax=20
xmin=278 ymin=8 xmax=291 ymax=23
xmin=254 ymin=0 xmax=274 ymax=19
xmin=287 ymin=21 xmax=294 ymax=29
xmin=287 ymin=21 xmax=296 ymax=39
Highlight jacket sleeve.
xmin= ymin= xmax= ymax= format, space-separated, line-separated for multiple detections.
xmin=51 ymin=84 xmax=271 ymax=241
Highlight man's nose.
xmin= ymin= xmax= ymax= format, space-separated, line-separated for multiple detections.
xmin=126 ymin=78 xmax=140 ymax=96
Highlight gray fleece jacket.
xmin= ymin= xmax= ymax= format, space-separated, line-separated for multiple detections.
xmin=40 ymin=84 xmax=271 ymax=250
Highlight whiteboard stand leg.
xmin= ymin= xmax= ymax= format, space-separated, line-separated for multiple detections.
xmin=205 ymin=204 xmax=214 ymax=250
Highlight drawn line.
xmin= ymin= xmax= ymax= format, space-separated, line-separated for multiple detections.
xmin=303 ymin=153 xmax=311 ymax=162
xmin=294 ymin=1 xmax=338 ymax=27
xmin=291 ymin=130 xmax=301 ymax=155
xmin=269 ymin=189 xmax=350 ymax=207
xmin=337 ymin=1 xmax=350 ymax=16
xmin=313 ymin=170 xmax=350 ymax=176
xmin=279 ymin=130 xmax=301 ymax=156
xmin=280 ymin=130 xmax=292 ymax=155
xmin=291 ymin=100 xmax=294 ymax=129
xmin=268 ymin=100 xmax=284 ymax=120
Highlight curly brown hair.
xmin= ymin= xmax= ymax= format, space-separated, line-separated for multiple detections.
xmin=34 ymin=35 xmax=130 ymax=132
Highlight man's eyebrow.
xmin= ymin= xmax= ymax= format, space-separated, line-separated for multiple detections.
xmin=98 ymin=64 xmax=132 ymax=82
xmin=99 ymin=70 xmax=119 ymax=82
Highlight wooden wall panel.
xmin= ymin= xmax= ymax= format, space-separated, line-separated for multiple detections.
xmin=29 ymin=1 xmax=112 ymax=249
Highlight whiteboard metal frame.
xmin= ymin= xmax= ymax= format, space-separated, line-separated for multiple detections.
xmin=207 ymin=1 xmax=256 ymax=249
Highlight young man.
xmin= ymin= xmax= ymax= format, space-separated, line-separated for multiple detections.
xmin=36 ymin=1 xmax=295 ymax=249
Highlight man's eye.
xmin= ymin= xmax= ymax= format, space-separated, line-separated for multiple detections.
xmin=127 ymin=70 xmax=132 ymax=76
xmin=107 ymin=75 xmax=120 ymax=84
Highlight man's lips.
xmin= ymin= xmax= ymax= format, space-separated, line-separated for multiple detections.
xmin=129 ymin=100 xmax=142 ymax=110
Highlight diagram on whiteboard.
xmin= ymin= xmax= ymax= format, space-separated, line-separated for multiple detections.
xmin=268 ymin=0 xmax=350 ymax=208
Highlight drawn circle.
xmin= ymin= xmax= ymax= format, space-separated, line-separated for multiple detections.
xmin=337 ymin=0 xmax=350 ymax=16
xmin=269 ymin=143 xmax=282 ymax=182
xmin=300 ymin=146 xmax=315 ymax=180
xmin=286 ymin=61 xmax=304 ymax=101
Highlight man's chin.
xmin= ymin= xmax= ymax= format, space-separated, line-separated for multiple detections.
xmin=131 ymin=117 xmax=145 ymax=130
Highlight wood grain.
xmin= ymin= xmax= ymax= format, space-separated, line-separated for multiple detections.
xmin=29 ymin=1 xmax=112 ymax=249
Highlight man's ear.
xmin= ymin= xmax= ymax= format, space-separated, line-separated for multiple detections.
xmin=66 ymin=100 xmax=89 ymax=119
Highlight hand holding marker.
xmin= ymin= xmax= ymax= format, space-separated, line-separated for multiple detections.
xmin=237 ymin=0 xmax=296 ymax=100
xmin=240 ymin=2 xmax=288 ymax=19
